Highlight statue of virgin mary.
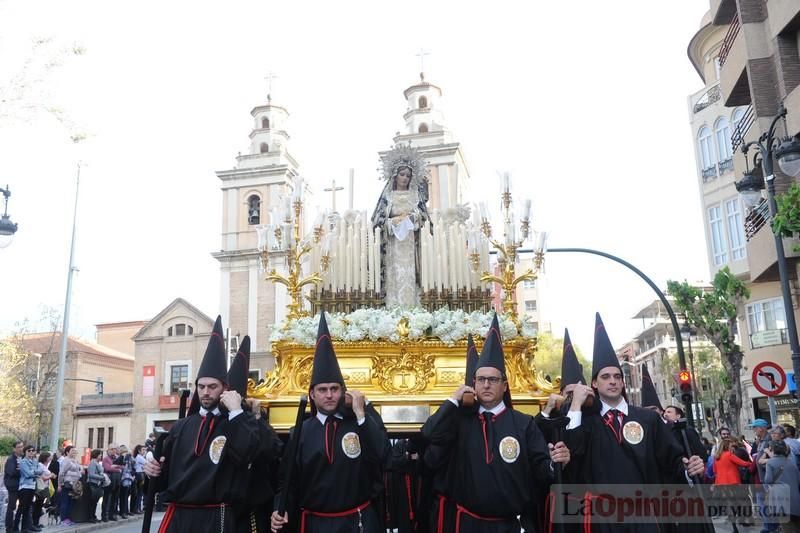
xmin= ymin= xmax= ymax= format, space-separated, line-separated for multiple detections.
xmin=370 ymin=144 xmax=431 ymax=309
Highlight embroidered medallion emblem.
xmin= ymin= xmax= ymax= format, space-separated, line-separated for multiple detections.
xmin=622 ymin=421 xmax=644 ymax=445
xmin=209 ymin=435 xmax=227 ymax=464
xmin=341 ymin=432 xmax=361 ymax=459
xmin=499 ymin=436 xmax=520 ymax=463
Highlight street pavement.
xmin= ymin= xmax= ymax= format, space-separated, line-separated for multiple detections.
xmin=38 ymin=513 xmax=158 ymax=533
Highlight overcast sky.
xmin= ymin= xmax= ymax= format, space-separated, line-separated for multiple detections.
xmin=0 ymin=0 xmax=712 ymax=357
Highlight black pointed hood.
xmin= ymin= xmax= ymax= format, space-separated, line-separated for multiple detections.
xmin=640 ymin=363 xmax=662 ymax=410
xmin=310 ymin=311 xmax=345 ymax=388
xmin=227 ymin=336 xmax=251 ymax=398
xmin=590 ymin=312 xmax=622 ymax=381
xmin=196 ymin=315 xmax=228 ymax=385
xmin=476 ymin=313 xmax=512 ymax=407
xmin=560 ymin=328 xmax=586 ymax=391
xmin=465 ymin=334 xmax=479 ymax=385
xmin=187 ymin=390 xmax=200 ymax=416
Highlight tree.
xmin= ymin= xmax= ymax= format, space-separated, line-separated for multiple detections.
xmin=0 ymin=335 xmax=38 ymax=441
xmin=667 ymin=267 xmax=750 ymax=434
xmin=534 ymin=331 xmax=590 ymax=386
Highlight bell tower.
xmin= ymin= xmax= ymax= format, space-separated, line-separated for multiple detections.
xmin=213 ymin=89 xmax=299 ymax=371
xmin=383 ymin=71 xmax=471 ymax=211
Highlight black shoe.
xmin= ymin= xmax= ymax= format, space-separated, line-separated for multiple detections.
xmin=89 ymin=518 xmax=99 ymax=523
xmin=102 ymin=518 xmax=108 ymax=522
xmin=109 ymin=516 xmax=118 ymax=521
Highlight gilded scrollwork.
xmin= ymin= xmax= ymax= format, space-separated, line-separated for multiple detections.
xmin=372 ymin=349 xmax=435 ymax=394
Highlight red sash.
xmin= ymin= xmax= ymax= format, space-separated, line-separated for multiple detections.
xmin=158 ymin=502 xmax=228 ymax=533
xmin=454 ymin=503 xmax=509 ymax=533
xmin=300 ymin=500 xmax=371 ymax=533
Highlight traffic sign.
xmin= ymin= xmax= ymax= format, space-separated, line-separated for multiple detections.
xmin=752 ymin=361 xmax=787 ymax=397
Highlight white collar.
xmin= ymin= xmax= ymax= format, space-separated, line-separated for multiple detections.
xmin=600 ymin=397 xmax=628 ymax=416
xmin=316 ymin=412 xmax=344 ymax=425
xmin=199 ymin=407 xmax=221 ymax=417
xmin=478 ymin=401 xmax=506 ymax=416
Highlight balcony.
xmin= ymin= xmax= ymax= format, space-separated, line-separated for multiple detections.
xmin=745 ymin=200 xmax=800 ymax=282
xmin=719 ymin=14 xmax=750 ymax=107
xmin=731 ymin=105 xmax=755 ymax=153
xmin=749 ymin=328 xmax=789 ymax=350
xmin=158 ymin=394 xmax=180 ymax=410
xmin=718 ymin=157 xmax=734 ymax=175
xmin=702 ymin=165 xmax=718 ymax=182
xmin=692 ymin=84 xmax=722 ymax=115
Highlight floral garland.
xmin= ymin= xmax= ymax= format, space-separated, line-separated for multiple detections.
xmin=269 ymin=308 xmax=538 ymax=347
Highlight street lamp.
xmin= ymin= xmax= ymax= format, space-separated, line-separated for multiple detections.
xmin=734 ymin=104 xmax=800 ymax=401
xmin=0 ymin=185 xmax=18 ymax=248
xmin=680 ymin=320 xmax=702 ymax=433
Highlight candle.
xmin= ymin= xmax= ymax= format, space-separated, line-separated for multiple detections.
xmin=523 ymin=199 xmax=532 ymax=222
xmin=293 ymin=176 xmax=304 ymax=202
xmin=537 ymin=231 xmax=548 ymax=252
xmin=503 ymin=172 xmax=511 ymax=193
xmin=367 ymin=223 xmax=374 ymax=292
xmin=283 ymin=196 xmax=292 ymax=222
xmin=479 ymin=202 xmax=488 ymax=221
xmin=348 ymin=169 xmax=354 ymax=211
xmin=374 ymin=227 xmax=381 ymax=293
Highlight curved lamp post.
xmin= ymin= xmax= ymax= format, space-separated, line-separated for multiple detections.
xmin=734 ymin=104 xmax=800 ymax=402
xmin=546 ymin=247 xmax=697 ymax=427
xmin=0 ymin=185 xmax=18 ymax=248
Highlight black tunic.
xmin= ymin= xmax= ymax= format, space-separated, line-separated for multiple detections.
xmin=278 ymin=413 xmax=389 ymax=533
xmin=158 ymin=410 xmax=260 ymax=533
xmin=566 ymin=405 xmax=689 ymax=533
xmin=422 ymin=400 xmax=554 ymax=532
xmin=233 ymin=417 xmax=283 ymax=533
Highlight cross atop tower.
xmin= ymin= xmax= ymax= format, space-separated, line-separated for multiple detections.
xmin=415 ymin=49 xmax=430 ymax=79
xmin=265 ymin=71 xmax=278 ymax=101
xmin=323 ymin=178 xmax=345 ymax=212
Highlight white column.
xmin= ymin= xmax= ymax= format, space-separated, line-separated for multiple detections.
xmin=248 ymin=261 xmax=259 ymax=349
xmin=438 ymin=165 xmax=450 ymax=210
xmin=220 ymin=269 xmax=231 ymax=329
xmin=448 ymin=165 xmax=457 ymax=207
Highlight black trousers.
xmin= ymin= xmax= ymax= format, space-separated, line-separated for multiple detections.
xmin=5 ymin=489 xmax=20 ymax=532
xmin=119 ymin=485 xmax=130 ymax=515
xmin=18 ymin=488 xmax=34 ymax=532
xmin=102 ymin=484 xmax=119 ymax=519
xmin=88 ymin=485 xmax=103 ymax=520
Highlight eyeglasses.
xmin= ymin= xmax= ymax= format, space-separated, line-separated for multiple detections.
xmin=475 ymin=376 xmax=503 ymax=385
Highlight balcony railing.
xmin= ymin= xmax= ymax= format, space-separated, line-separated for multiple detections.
xmin=744 ymin=198 xmax=770 ymax=241
xmin=693 ymin=84 xmax=722 ymax=114
xmin=158 ymin=394 xmax=180 ymax=409
xmin=718 ymin=13 xmax=740 ymax=67
xmin=702 ymin=165 xmax=719 ymax=182
xmin=718 ymin=157 xmax=734 ymax=174
xmin=731 ymin=104 xmax=754 ymax=153
xmin=749 ymin=328 xmax=789 ymax=350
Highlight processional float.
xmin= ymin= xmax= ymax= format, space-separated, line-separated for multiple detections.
xmin=250 ymin=168 xmax=558 ymax=432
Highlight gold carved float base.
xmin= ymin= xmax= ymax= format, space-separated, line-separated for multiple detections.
xmin=249 ymin=337 xmax=557 ymax=432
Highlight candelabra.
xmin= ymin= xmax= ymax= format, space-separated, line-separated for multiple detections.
xmin=469 ymin=174 xmax=545 ymax=328
xmin=260 ymin=188 xmax=327 ymax=322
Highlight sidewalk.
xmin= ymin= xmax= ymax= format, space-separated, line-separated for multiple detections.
xmin=39 ymin=512 xmax=159 ymax=533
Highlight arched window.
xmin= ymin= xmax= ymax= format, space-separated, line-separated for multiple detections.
xmin=247 ymin=195 xmax=261 ymax=225
xmin=697 ymin=126 xmax=715 ymax=170
xmin=260 ymin=143 xmax=269 ymax=153
xmin=418 ymin=123 xmax=429 ymax=133
xmin=262 ymin=117 xmax=270 ymax=129
xmin=715 ymin=117 xmax=732 ymax=162
xmin=418 ymin=96 xmax=428 ymax=109
xmin=732 ymin=107 xmax=746 ymax=129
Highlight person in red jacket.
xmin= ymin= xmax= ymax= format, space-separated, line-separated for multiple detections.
xmin=713 ymin=438 xmax=752 ymax=484
xmin=713 ymin=438 xmax=753 ymax=531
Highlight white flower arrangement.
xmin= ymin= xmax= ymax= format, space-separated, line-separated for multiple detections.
xmin=269 ymin=308 xmax=537 ymax=347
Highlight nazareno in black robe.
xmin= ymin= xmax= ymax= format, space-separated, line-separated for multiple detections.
xmin=156 ymin=409 xmax=260 ymax=533
xmin=422 ymin=400 xmax=555 ymax=533
xmin=276 ymin=413 xmax=389 ymax=533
